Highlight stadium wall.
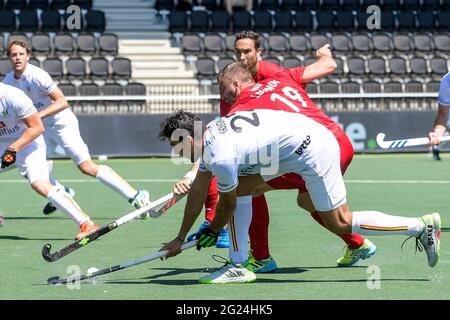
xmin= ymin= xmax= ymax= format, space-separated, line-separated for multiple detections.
xmin=47 ymin=111 xmax=443 ymax=158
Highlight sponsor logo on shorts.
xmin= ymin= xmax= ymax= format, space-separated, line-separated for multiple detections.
xmin=295 ymin=135 xmax=311 ymax=156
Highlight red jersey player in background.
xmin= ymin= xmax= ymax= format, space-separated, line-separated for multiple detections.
xmin=173 ymin=31 xmax=376 ymax=271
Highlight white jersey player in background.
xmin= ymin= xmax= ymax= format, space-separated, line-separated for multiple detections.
xmin=159 ymin=107 xmax=441 ymax=284
xmin=429 ymin=72 xmax=450 ymax=160
xmin=3 ymin=40 xmax=151 ymax=225
xmin=0 ymin=82 xmax=100 ymax=240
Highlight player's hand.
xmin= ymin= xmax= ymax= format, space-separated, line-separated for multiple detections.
xmin=173 ymin=177 xmax=192 ymax=195
xmin=1 ymin=149 xmax=16 ymax=169
xmin=429 ymin=131 xmax=443 ymax=145
xmin=160 ymin=237 xmax=184 ymax=260
xmin=195 ymin=227 xmax=219 ymax=250
xmin=315 ymin=44 xmax=333 ymax=59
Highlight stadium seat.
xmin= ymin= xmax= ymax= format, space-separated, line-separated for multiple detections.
xmin=182 ymin=34 xmax=203 ymax=55
xmin=302 ymin=0 xmax=320 ymax=11
xmin=232 ymin=11 xmax=251 ymax=32
xmin=389 ymin=56 xmax=408 ymax=75
xmin=0 ymin=58 xmax=12 ymax=76
xmin=363 ymin=80 xmax=382 ymax=93
xmin=263 ymin=56 xmax=281 ymax=66
xmin=42 ymin=57 xmax=64 ymax=79
xmin=413 ymin=33 xmax=434 ymax=53
xmin=333 ymin=57 xmax=345 ymax=76
xmin=405 ymin=80 xmax=424 ymax=93
xmin=154 ymin=0 xmax=174 ymax=11
xmin=18 ymin=11 xmax=38 ymax=32
xmin=384 ymin=80 xmax=403 ymax=92
xmin=204 ymin=34 xmax=225 ymax=56
xmin=31 ymin=33 xmax=52 ymax=55
xmin=396 ymin=11 xmax=416 ymax=31
xmin=303 ymin=56 xmax=317 ymax=66
xmin=225 ymin=34 xmax=236 ymax=56
xmin=356 ymin=12 xmax=370 ymax=31
xmin=0 ymin=10 xmax=16 ymax=32
xmin=211 ymin=11 xmax=230 ymax=33
xmin=217 ymin=56 xmax=235 ymax=72
xmin=351 ymin=33 xmax=372 ymax=54
xmin=77 ymin=83 xmax=100 ymax=112
xmin=268 ymin=34 xmax=289 ymax=54
xmin=294 ymin=11 xmax=313 ymax=32
xmin=282 ymin=56 xmax=302 ymax=69
xmin=28 ymin=0 xmax=49 ymax=10
xmin=76 ymin=33 xmax=97 ymax=55
xmin=98 ymin=33 xmax=118 ymax=56
xmin=367 ymin=56 xmax=387 ymax=76
xmin=335 ymin=11 xmax=355 ymax=31
xmin=289 ymin=34 xmax=310 ymax=55
xmin=253 ymin=10 xmax=273 ymax=33
xmin=422 ymin=0 xmax=441 ymax=11
xmin=392 ymin=33 xmax=413 ymax=53
xmin=190 ymin=10 xmax=209 ymax=33
xmin=196 ymin=56 xmax=216 ymax=78
xmin=434 ymin=33 xmax=450 ymax=53
xmin=8 ymin=32 xmax=28 ymax=44
xmin=111 ymin=57 xmax=132 ymax=79
xmin=169 ymin=11 xmax=187 ymax=33
xmin=54 ymin=33 xmax=75 ymax=55
xmin=347 ymin=56 xmax=366 ymax=75
xmin=436 ymin=12 xmax=450 ymax=31
xmin=383 ymin=0 xmax=400 ymax=10
xmin=50 ymin=0 xmax=70 ymax=10
xmin=320 ymin=80 xmax=339 ymax=94
xmin=73 ymin=0 xmax=93 ymax=10
xmin=316 ymin=11 xmax=335 ymax=31
xmin=85 ymin=10 xmax=106 ymax=32
xmin=425 ymin=80 xmax=440 ymax=92
xmin=417 ymin=12 xmax=435 ymax=30
xmin=89 ymin=57 xmax=109 ymax=79
xmin=259 ymin=0 xmax=279 ymax=10
xmin=305 ymin=81 xmax=318 ymax=94
xmin=442 ymin=0 xmax=450 ymax=10
xmin=59 ymin=83 xmax=77 ymax=96
xmin=372 ymin=33 xmax=393 ymax=53
xmin=341 ymin=81 xmax=361 ymax=94
xmin=6 ymin=0 xmax=26 ymax=10
xmin=102 ymin=83 xmax=124 ymax=96
xmin=409 ymin=56 xmax=428 ymax=75
xmin=274 ymin=11 xmax=293 ymax=33
xmin=402 ymin=0 xmax=421 ymax=11
xmin=430 ymin=56 xmax=448 ymax=75
xmin=66 ymin=57 xmax=87 ymax=80
xmin=331 ymin=33 xmax=352 ymax=53
xmin=342 ymin=0 xmax=360 ymax=11
xmin=380 ymin=11 xmax=396 ymax=32
xmin=364 ymin=0 xmax=382 ymax=7
xmin=126 ymin=82 xmax=146 ymax=96
xmin=280 ymin=0 xmax=299 ymax=10
xmin=41 ymin=10 xmax=61 ymax=32
xmin=201 ymin=0 xmax=217 ymax=11
xmin=29 ymin=57 xmax=40 ymax=68
xmin=322 ymin=0 xmax=340 ymax=10
xmin=310 ymin=34 xmax=329 ymax=51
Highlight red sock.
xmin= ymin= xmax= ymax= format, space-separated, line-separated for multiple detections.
xmin=310 ymin=211 xmax=365 ymax=249
xmin=249 ymin=195 xmax=270 ymax=260
xmin=204 ymin=176 xmax=218 ymax=224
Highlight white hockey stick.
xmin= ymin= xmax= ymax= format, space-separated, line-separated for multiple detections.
xmin=376 ymin=133 xmax=450 ymax=149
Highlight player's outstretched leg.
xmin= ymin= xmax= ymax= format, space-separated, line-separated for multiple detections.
xmin=43 ymin=185 xmax=75 ymax=215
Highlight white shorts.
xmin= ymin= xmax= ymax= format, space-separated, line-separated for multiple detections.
xmin=0 ymin=136 xmax=49 ymax=183
xmin=44 ymin=115 xmax=91 ymax=165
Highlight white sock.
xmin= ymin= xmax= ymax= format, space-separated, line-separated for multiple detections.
xmin=46 ymin=160 xmax=64 ymax=189
xmin=96 ymin=165 xmax=137 ymax=200
xmin=228 ymin=195 xmax=252 ymax=265
xmin=47 ymin=187 xmax=89 ymax=226
xmin=352 ymin=211 xmax=424 ymax=237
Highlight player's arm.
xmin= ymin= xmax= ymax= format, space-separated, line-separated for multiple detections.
xmin=301 ymin=44 xmax=337 ymax=83
xmin=173 ymin=159 xmax=200 ymax=195
xmin=38 ymin=87 xmax=69 ymax=119
xmin=11 ymin=112 xmax=44 ymax=151
xmin=429 ymin=104 xmax=449 ymax=145
xmin=161 ymin=169 xmax=212 ymax=258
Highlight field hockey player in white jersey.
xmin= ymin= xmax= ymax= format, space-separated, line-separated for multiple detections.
xmin=0 ymin=82 xmax=101 ymax=240
xmin=3 ymin=40 xmax=151 ymax=225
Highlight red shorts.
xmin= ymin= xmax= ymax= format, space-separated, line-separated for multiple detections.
xmin=266 ymin=126 xmax=354 ymax=193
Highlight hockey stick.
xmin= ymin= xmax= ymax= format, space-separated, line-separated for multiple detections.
xmin=47 ymin=240 xmax=197 ymax=285
xmin=376 ymin=133 xmax=450 ymax=149
xmin=42 ymin=192 xmax=185 ymax=262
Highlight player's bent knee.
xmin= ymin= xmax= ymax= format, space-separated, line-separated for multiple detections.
xmin=31 ymin=180 xmax=52 ymax=197
xmin=296 ymin=192 xmax=315 ymax=212
xmin=78 ymin=160 xmax=98 ymax=176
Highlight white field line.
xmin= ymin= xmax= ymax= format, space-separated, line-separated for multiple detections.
xmin=1 ymin=179 xmax=450 ymax=184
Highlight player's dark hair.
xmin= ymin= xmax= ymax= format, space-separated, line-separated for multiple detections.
xmin=7 ymin=40 xmax=31 ymax=56
xmin=235 ymin=30 xmax=261 ymax=50
xmin=158 ymin=110 xmax=206 ymax=141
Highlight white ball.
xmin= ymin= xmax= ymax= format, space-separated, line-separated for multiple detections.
xmin=87 ymin=267 xmax=99 ymax=276
xmin=98 ymin=155 xmax=108 ymax=161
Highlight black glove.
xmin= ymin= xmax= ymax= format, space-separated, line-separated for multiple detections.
xmin=1 ymin=149 xmax=16 ymax=169
xmin=195 ymin=227 xmax=219 ymax=250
